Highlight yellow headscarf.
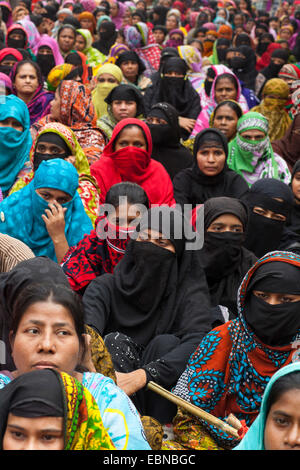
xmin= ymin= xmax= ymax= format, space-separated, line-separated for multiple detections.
xmin=91 ymin=63 xmax=123 ymax=118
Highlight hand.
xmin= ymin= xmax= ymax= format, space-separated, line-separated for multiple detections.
xmin=65 ymin=155 xmax=76 ymax=166
xmin=80 ymin=334 xmax=96 ymax=372
xmin=41 ymin=202 xmax=67 ymax=243
xmin=179 ymin=116 xmax=196 ymax=133
xmin=115 ymin=369 xmax=147 ymax=396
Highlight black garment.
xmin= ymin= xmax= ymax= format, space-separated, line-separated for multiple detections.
xmin=151 ymin=5 xmax=169 ymax=26
xmin=173 ymin=128 xmax=249 ymax=208
xmin=148 ymin=102 xmax=193 ymax=179
xmin=105 ymin=84 xmax=145 ymax=116
xmin=0 ymin=257 xmax=69 ymax=371
xmin=0 ymin=369 xmax=64 ymax=448
xmin=216 ymin=38 xmax=231 ymax=63
xmin=83 ymin=206 xmax=212 ymax=393
xmin=242 ymin=178 xmax=298 ymax=258
xmin=116 ymin=50 xmax=146 ymax=76
xmin=256 ymin=33 xmax=273 ymax=56
xmin=199 ymin=197 xmax=257 ymax=317
xmin=93 ymin=21 xmax=117 ymax=55
xmin=33 ymin=132 xmax=70 ymax=172
xmin=287 ymin=160 xmax=300 ymax=236
xmin=230 ymin=45 xmax=257 ymax=91
xmin=243 ymin=261 xmax=300 ymax=346
xmin=36 ymin=53 xmax=56 ymax=80
xmin=144 ymin=57 xmax=201 ymax=140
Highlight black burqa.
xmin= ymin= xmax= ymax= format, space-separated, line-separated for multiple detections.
xmin=93 ymin=21 xmax=117 ymax=55
xmin=242 ymin=178 xmax=299 ymax=258
xmin=0 ymin=257 xmax=69 ymax=371
xmin=147 ymin=102 xmax=193 ymax=179
xmin=173 ymin=128 xmax=249 ymax=208
xmin=198 ymin=197 xmax=257 ymax=318
xmin=229 ymin=45 xmax=257 ymax=91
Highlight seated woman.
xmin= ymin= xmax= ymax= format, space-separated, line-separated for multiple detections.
xmin=287 ymin=160 xmax=300 ymax=237
xmin=173 ymin=128 xmax=248 ymax=209
xmin=5 ymin=23 xmax=35 ymax=61
xmin=31 ymin=80 xmax=106 ymax=166
xmin=75 ymin=28 xmax=105 ymax=67
xmin=62 ymin=182 xmax=149 ymax=295
xmin=83 ymin=206 xmax=212 ymax=423
xmin=57 ymin=24 xmax=76 ymax=58
xmin=177 ymin=45 xmax=205 ymax=91
xmin=0 ymin=283 xmax=150 ymax=450
xmin=272 ymin=113 xmax=300 ymax=173
xmin=91 ymin=118 xmax=176 ymax=207
xmin=168 ymin=251 xmax=300 ymax=450
xmin=194 ymin=196 xmax=257 ymax=318
xmin=0 ymin=159 xmax=93 ymax=263
xmin=91 ymin=63 xmax=123 ymax=120
xmin=0 ymin=95 xmax=32 ymax=198
xmin=234 ymin=363 xmax=300 ymax=450
xmin=251 ymin=78 xmax=292 ymax=142
xmin=242 ymin=178 xmax=297 ymax=259
xmin=0 ymin=48 xmax=23 ymax=76
xmin=35 ymin=36 xmax=64 ymax=81
xmin=92 ymin=20 xmax=117 ymax=57
xmin=11 ymin=59 xmax=54 ymax=126
xmin=97 ymin=84 xmax=145 ymax=142
xmin=143 ymin=57 xmax=201 ymax=141
xmin=0 ymin=234 xmax=34 ymax=273
xmin=116 ymin=50 xmax=152 ymax=92
xmin=11 ymin=122 xmax=100 ymax=225
xmin=227 ymin=112 xmax=291 ymax=187
xmin=0 ymin=369 xmax=115 ymax=450
xmin=209 ymin=100 xmax=243 ymax=142
xmin=146 ymin=102 xmax=193 ymax=179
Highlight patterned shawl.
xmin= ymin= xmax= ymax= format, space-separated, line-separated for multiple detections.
xmin=172 ymin=251 xmax=300 ymax=449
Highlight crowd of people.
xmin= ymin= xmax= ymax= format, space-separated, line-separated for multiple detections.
xmin=0 ymin=0 xmax=300 ymax=452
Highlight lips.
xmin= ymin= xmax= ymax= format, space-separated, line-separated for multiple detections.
xmin=33 ymin=361 xmax=58 ymax=369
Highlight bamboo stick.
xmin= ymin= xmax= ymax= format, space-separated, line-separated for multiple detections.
xmin=147 ymin=381 xmax=241 ymax=440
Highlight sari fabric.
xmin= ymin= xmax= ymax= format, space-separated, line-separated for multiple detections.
xmin=47 ymin=64 xmax=74 ymax=91
xmin=172 ymin=251 xmax=300 ymax=449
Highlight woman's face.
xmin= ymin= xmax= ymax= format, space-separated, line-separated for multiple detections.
xmin=50 ymin=89 xmax=61 ymax=120
xmin=137 ymin=228 xmax=175 ymax=253
xmin=253 ymin=291 xmax=300 ymax=304
xmin=10 ymin=300 xmax=83 ymax=376
xmin=207 ymin=214 xmax=243 ymax=232
xmin=58 ymin=28 xmax=76 ymax=53
xmin=214 ymin=77 xmax=237 ymax=103
xmin=107 ymin=202 xmax=143 ymax=227
xmin=120 ymin=60 xmax=139 ymax=81
xmin=239 ymin=0 xmax=248 ymax=10
xmin=292 ymin=171 xmax=300 ymax=203
xmin=111 ymin=100 xmax=138 ymax=121
xmin=0 ymin=57 xmax=18 ymax=68
xmin=280 ymin=28 xmax=292 ymax=40
xmin=14 ymin=64 xmax=39 ymax=97
xmin=3 ymin=415 xmax=64 ymax=450
xmin=0 ymin=117 xmax=23 ymax=131
xmin=166 ymin=15 xmax=178 ymax=31
xmin=80 ymin=18 xmax=93 ymax=30
xmin=218 ymin=9 xmax=227 ymax=19
xmin=153 ymin=29 xmax=165 ymax=45
xmin=97 ymin=73 xmax=119 ymax=85
xmin=240 ymin=128 xmax=266 ymax=141
xmin=196 ymin=144 xmax=226 ymax=176
xmin=114 ymin=126 xmax=147 ymax=151
xmin=36 ymin=188 xmax=72 ymax=205
xmin=75 ymin=33 xmax=86 ymax=52
xmin=213 ymin=104 xmax=239 ymax=141
xmin=264 ymin=388 xmax=300 ymax=450
xmin=110 ymin=3 xmax=119 ymax=17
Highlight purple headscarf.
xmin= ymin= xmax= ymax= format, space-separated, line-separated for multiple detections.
xmin=110 ymin=1 xmax=127 ymax=30
xmin=0 ymin=72 xmax=12 ymax=93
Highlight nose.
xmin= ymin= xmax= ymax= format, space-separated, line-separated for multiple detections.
xmin=38 ymin=331 xmax=56 ymax=353
xmin=285 ymin=424 xmax=300 ymax=448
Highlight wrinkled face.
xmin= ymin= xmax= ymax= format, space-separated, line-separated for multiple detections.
xmin=14 ymin=64 xmax=39 ymax=96
xmin=58 ymin=28 xmax=76 ymax=53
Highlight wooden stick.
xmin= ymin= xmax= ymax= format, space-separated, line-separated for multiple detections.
xmin=147 ymin=381 xmax=240 ymax=440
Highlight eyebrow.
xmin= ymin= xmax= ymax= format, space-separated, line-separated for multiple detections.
xmin=7 ymin=424 xmax=62 ymax=433
xmin=23 ymin=320 xmax=72 ymax=328
xmin=272 ymin=411 xmax=291 ymax=418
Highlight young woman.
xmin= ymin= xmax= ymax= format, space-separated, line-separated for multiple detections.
xmin=75 ymin=28 xmax=105 ymax=67
xmin=83 ymin=206 xmax=212 ymax=423
xmin=0 ymin=368 xmax=115 ymax=450
xmin=11 ymin=60 xmax=54 ymax=126
xmin=210 ymin=100 xmax=243 ymax=142
xmin=116 ymin=50 xmax=151 ymax=92
xmin=173 ymin=128 xmax=248 ymax=208
xmin=228 ymin=112 xmax=291 ymax=187
xmin=91 ymin=118 xmax=175 ymax=207
xmin=91 ymin=63 xmax=123 ymax=120
xmin=234 ymin=363 xmax=300 ymax=450
xmin=0 ymin=48 xmax=23 ymax=76
xmin=35 ymin=35 xmax=64 ymax=81
xmin=62 ymin=182 xmax=149 ymax=295
xmin=0 ymin=283 xmax=150 ymax=450
xmin=0 ymin=159 xmax=93 ymax=263
xmin=168 ymin=251 xmax=300 ymax=450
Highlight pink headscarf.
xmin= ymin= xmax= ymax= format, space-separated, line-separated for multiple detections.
xmin=36 ymin=35 xmax=64 ymax=65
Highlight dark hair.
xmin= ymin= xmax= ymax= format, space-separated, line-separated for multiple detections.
xmin=73 ymin=4 xmax=84 ymax=14
xmin=113 ymin=124 xmax=148 ymax=151
xmin=57 ymin=24 xmax=76 ymax=39
xmin=213 ymin=100 xmax=243 ymax=120
xmin=62 ymin=16 xmax=81 ymax=29
xmin=215 ymin=73 xmax=238 ymax=91
xmin=13 ymin=59 xmax=43 ymax=86
xmin=266 ymin=371 xmax=300 ymax=416
xmin=105 ymin=182 xmax=150 ymax=209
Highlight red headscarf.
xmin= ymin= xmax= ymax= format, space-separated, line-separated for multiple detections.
xmin=0 ymin=47 xmax=23 ymax=63
xmin=256 ymin=43 xmax=282 ymax=72
xmin=91 ymin=118 xmax=176 ymax=207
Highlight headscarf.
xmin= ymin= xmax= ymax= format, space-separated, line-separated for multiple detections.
xmin=78 ymin=11 xmax=96 ymax=35
xmin=218 ymin=24 xmax=233 ymax=40
xmin=103 ymin=43 xmax=130 ymax=66
xmin=234 ymin=363 xmax=300 ymax=450
xmin=0 ymin=48 xmax=23 ymax=68
xmin=110 ymin=1 xmax=127 ymax=30
xmin=229 ymin=45 xmax=257 ymax=91
xmin=116 ymin=50 xmax=146 ymax=76
xmin=104 ymin=83 xmax=144 ymax=116
xmin=47 ymin=64 xmax=75 ymax=92
xmin=0 ymin=95 xmax=32 ymax=195
xmin=17 ymin=18 xmax=41 ymax=54
xmin=57 ymin=80 xmax=97 ymax=129
xmin=92 ymin=63 xmax=123 ymax=118
xmin=76 ymin=28 xmax=105 ymax=67
xmin=90 ymin=118 xmax=175 ymax=207
xmin=0 ymin=72 xmax=12 ymax=93
xmin=272 ymin=113 xmax=300 ymax=172
xmin=93 ymin=21 xmax=117 ymax=56
xmin=251 ymin=78 xmax=292 ymax=142
xmin=165 ymin=28 xmax=184 ymax=48
xmin=0 ymin=159 xmax=93 ymax=261
xmin=172 ymin=251 xmax=300 ymax=449
xmin=256 ymin=43 xmax=283 ymax=72
xmin=80 ymin=0 xmax=97 ymax=13
xmin=210 ymin=37 xmax=231 ymax=65
xmin=64 ymin=51 xmax=90 ymax=84
xmin=0 ymin=369 xmax=115 ymax=450
xmin=125 ymin=23 xmax=161 ymax=77
xmin=36 ymin=35 xmax=64 ymax=66
xmin=0 ymin=1 xmax=12 ymax=28
xmin=228 ymin=112 xmax=282 ymax=187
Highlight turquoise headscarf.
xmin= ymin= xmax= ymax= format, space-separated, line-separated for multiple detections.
xmin=0 ymin=159 xmax=93 ymax=261
xmin=234 ymin=362 xmax=300 ymax=450
xmin=0 ymin=95 xmax=32 ymax=195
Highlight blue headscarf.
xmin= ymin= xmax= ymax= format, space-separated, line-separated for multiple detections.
xmin=234 ymin=362 xmax=300 ymax=450
xmin=0 ymin=95 xmax=32 ymax=195
xmin=0 ymin=159 xmax=93 ymax=261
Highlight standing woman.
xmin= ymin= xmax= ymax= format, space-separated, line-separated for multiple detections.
xmin=11 ymin=60 xmax=54 ymax=126
xmin=57 ymin=24 xmax=76 ymax=58
xmin=209 ymin=100 xmax=243 ymax=142
xmin=173 ymin=128 xmax=248 ymax=209
xmin=91 ymin=118 xmax=176 ymax=207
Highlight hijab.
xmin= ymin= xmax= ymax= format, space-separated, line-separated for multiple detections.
xmin=92 ymin=63 xmax=123 ymax=119
xmin=93 ymin=21 xmax=117 ymax=56
xmin=0 ymin=95 xmax=32 ymax=196
xmin=36 ymin=35 xmax=64 ymax=67
xmin=272 ymin=113 xmax=300 ymax=172
xmin=76 ymin=28 xmax=105 ymax=68
xmin=104 ymin=83 xmax=145 ymax=116
xmin=229 ymin=45 xmax=257 ymax=90
xmin=116 ymin=50 xmax=146 ymax=77
xmin=0 ymin=159 xmax=93 ymax=261
xmin=242 ymin=178 xmax=294 ymax=258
